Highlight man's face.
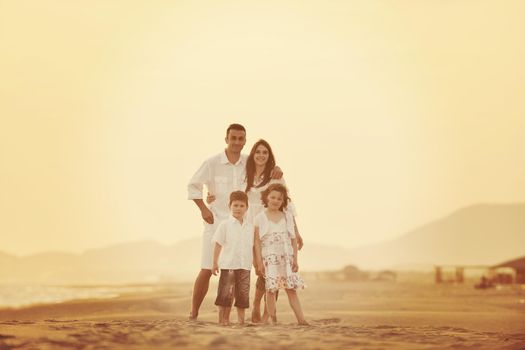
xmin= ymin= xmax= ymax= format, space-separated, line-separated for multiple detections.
xmin=225 ymin=129 xmax=246 ymax=154
xmin=230 ymin=200 xmax=248 ymax=220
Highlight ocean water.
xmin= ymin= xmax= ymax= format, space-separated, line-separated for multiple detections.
xmin=0 ymin=284 xmax=157 ymax=308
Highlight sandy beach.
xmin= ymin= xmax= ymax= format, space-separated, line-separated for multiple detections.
xmin=1 ymin=279 xmax=524 ymax=350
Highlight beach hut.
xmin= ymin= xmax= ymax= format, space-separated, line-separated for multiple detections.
xmin=491 ymin=256 xmax=525 ymax=284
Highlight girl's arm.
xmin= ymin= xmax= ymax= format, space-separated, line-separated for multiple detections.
xmin=291 ymin=237 xmax=299 ymax=273
xmin=254 ymin=227 xmax=264 ymax=276
xmin=212 ymin=242 xmax=222 ymax=276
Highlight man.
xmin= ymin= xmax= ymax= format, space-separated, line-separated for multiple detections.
xmin=187 ymin=123 xmax=282 ymax=320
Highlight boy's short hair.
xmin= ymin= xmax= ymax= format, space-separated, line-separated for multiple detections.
xmin=229 ymin=190 xmax=249 ymax=206
xmin=226 ymin=123 xmax=246 ymax=137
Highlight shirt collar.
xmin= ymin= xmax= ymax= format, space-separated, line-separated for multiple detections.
xmin=220 ymin=150 xmax=245 ymax=166
xmin=228 ymin=214 xmax=247 ymax=227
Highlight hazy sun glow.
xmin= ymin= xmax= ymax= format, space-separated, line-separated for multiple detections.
xmin=1 ymin=0 xmax=524 ymax=256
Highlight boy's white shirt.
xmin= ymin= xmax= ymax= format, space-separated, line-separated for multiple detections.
xmin=212 ymin=215 xmax=255 ymax=271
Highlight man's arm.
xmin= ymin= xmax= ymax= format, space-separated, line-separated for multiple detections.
xmin=188 ymin=160 xmax=214 ymax=224
xmin=193 ymin=199 xmax=214 ymax=224
xmin=270 ymin=165 xmax=283 ymax=179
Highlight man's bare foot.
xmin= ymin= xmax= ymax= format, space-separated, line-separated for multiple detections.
xmin=251 ymin=308 xmax=261 ymax=323
xmin=298 ymin=320 xmax=309 ymax=326
xmin=188 ymin=312 xmax=198 ymax=321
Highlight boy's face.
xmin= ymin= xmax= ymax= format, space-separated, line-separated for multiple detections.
xmin=230 ymin=200 xmax=248 ymax=219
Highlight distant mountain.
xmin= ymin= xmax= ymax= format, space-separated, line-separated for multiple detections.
xmin=0 ymin=252 xmax=16 ymax=267
xmin=0 ymin=203 xmax=523 ymax=284
xmin=0 ymin=240 xmax=198 ymax=284
xmin=0 ymin=238 xmax=349 ymax=284
xmin=348 ymin=203 xmax=525 ymax=269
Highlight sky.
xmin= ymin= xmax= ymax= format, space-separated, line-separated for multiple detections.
xmin=1 ymin=0 xmax=524 ymax=256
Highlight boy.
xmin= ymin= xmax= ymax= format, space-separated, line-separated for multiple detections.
xmin=212 ymin=191 xmax=254 ymax=325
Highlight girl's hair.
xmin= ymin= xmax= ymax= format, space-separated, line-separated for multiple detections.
xmin=245 ymin=139 xmax=276 ymax=193
xmin=261 ymin=183 xmax=290 ymax=211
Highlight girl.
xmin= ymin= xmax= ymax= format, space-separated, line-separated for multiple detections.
xmin=254 ymin=183 xmax=308 ymax=325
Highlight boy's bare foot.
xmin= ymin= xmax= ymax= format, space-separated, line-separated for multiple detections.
xmin=298 ymin=320 xmax=309 ymax=326
xmin=188 ymin=312 xmax=198 ymax=321
xmin=251 ymin=308 xmax=261 ymax=323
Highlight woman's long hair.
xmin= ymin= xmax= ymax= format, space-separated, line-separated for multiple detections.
xmin=245 ymin=139 xmax=276 ymax=192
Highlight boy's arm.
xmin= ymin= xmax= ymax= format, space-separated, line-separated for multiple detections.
xmin=212 ymin=242 xmax=222 ymax=276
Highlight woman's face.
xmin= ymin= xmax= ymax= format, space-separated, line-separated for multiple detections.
xmin=266 ymin=190 xmax=284 ymax=210
xmin=254 ymin=144 xmax=270 ymax=167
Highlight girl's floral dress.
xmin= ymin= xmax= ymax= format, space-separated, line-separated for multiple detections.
xmin=254 ymin=211 xmax=305 ymax=292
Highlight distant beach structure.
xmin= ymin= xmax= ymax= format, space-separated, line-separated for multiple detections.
xmin=434 ymin=255 xmax=525 ymax=287
xmin=491 ymin=256 xmax=525 ymax=284
xmin=311 ymin=265 xmax=397 ymax=282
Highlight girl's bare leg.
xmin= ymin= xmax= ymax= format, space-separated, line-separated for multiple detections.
xmin=285 ymin=289 xmax=308 ymax=325
xmin=265 ymin=291 xmax=277 ymax=324
xmin=262 ymin=290 xmax=278 ymax=323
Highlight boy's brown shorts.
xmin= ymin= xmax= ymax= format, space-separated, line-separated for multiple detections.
xmin=215 ymin=269 xmax=251 ymax=309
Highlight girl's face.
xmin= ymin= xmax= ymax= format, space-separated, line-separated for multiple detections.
xmin=266 ymin=190 xmax=284 ymax=210
xmin=254 ymin=144 xmax=269 ymax=167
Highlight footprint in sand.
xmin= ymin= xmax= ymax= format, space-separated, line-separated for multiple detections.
xmin=0 ymin=334 xmax=16 ymax=340
xmin=209 ymin=336 xmax=229 ymax=346
xmin=313 ymin=317 xmax=341 ymax=325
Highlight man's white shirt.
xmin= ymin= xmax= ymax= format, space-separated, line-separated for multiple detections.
xmin=212 ymin=216 xmax=255 ymax=271
xmin=187 ymin=151 xmax=247 ymax=221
